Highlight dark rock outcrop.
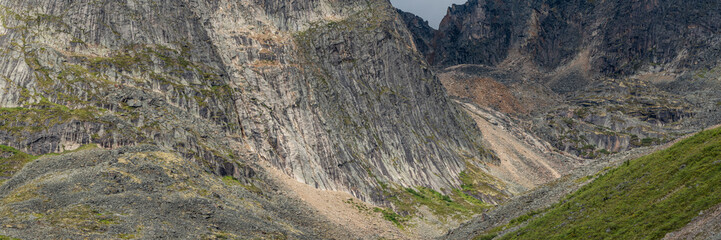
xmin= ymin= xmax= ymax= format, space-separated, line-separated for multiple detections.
xmin=417 ymin=0 xmax=721 ymax=77
xmin=399 ymin=0 xmax=721 ymax=159
xmin=396 ymin=9 xmax=436 ymax=59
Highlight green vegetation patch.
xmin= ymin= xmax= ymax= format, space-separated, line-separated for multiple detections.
xmin=0 ymin=145 xmax=36 ymax=180
xmin=0 ymin=235 xmax=21 ymax=240
xmin=412 ymin=186 xmax=490 ymax=218
xmin=47 ymin=204 xmax=120 ymax=233
xmin=374 ymin=207 xmax=407 ymax=229
xmin=222 ymin=176 xmax=262 ymax=196
xmin=0 ymin=100 xmax=101 ymax=136
xmin=375 ymin=184 xmax=492 ymax=228
xmin=367 ymin=160 xmax=501 ymax=228
xmin=460 ymin=161 xmax=508 ymax=200
xmin=500 ymin=127 xmax=721 ymax=239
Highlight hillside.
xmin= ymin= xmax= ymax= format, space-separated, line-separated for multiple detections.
xmin=1 ymin=0 xmax=720 ymax=239
xmin=400 ymin=0 xmax=721 ymax=161
xmin=456 ymin=126 xmax=721 ymax=239
xmin=0 ymin=0 xmax=570 ymax=238
xmin=0 ymin=145 xmax=346 ymax=239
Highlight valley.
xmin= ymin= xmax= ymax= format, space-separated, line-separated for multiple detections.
xmin=1 ymin=0 xmax=720 ymax=239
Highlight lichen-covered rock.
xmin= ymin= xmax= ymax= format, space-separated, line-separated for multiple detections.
xmin=0 ymin=146 xmax=349 ymax=239
xmin=0 ymin=0 xmax=496 ymax=207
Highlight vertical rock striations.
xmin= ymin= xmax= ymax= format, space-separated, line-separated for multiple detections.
xmin=0 ymin=0 xmax=494 ymax=205
xmin=197 ymin=0 xmax=494 ymax=203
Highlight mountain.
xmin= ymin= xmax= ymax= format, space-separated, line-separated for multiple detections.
xmin=447 ymin=126 xmax=721 ymax=239
xmin=418 ymin=0 xmax=721 ymax=75
xmin=400 ymin=0 xmax=721 ymax=160
xmin=2 ymin=0 xmax=720 ymax=239
xmin=0 ymin=0 xmax=520 ymax=238
xmin=392 ymin=1 xmax=721 ymax=239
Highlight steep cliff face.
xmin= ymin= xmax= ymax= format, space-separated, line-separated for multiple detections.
xmin=201 ymin=0 xmax=496 ymax=202
xmin=0 ymin=0 xmax=497 ymax=207
xmin=0 ymin=0 xmax=520 ymax=237
xmin=425 ymin=0 xmax=721 ymax=76
xmin=400 ymin=0 xmax=721 ymax=159
xmin=396 ymin=9 xmax=435 ymax=58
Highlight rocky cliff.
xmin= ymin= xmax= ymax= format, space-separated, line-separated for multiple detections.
xmin=396 ymin=9 xmax=435 ymax=59
xmin=0 ymin=0 xmax=519 ymax=238
xmin=0 ymin=0 xmax=500 ymax=204
xmin=400 ymin=0 xmax=721 ymax=159
xmin=420 ymin=0 xmax=721 ymax=75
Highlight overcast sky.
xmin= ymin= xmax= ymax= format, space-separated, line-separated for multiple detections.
xmin=390 ymin=0 xmax=468 ymax=29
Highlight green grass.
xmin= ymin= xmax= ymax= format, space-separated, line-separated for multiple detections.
xmin=403 ymin=186 xmax=488 ymax=218
xmin=0 ymin=145 xmax=36 ymax=180
xmin=0 ymin=101 xmax=101 ymax=135
xmin=498 ymin=127 xmax=721 ymax=240
xmin=374 ymin=184 xmax=492 ymax=228
xmin=370 ymin=160 xmax=500 ymax=228
xmin=374 ymin=207 xmax=407 ymax=229
xmin=222 ymin=176 xmax=263 ymax=195
xmin=0 ymin=235 xmax=21 ymax=240
xmin=1 ymin=144 xmax=99 ymax=184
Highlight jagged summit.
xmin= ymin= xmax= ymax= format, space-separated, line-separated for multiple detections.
xmin=400 ymin=0 xmax=721 ymax=160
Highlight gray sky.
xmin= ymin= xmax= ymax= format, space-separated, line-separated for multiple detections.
xmin=390 ymin=0 xmax=468 ymax=29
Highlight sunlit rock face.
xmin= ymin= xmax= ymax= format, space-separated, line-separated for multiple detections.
xmin=0 ymin=0 xmax=494 ymax=204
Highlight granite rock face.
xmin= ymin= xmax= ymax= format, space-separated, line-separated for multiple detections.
xmin=400 ymin=0 xmax=721 ymax=159
xmin=0 ymin=0 xmax=494 ymax=206
xmin=396 ymin=9 xmax=436 ymax=59
xmin=416 ymin=0 xmax=721 ymax=76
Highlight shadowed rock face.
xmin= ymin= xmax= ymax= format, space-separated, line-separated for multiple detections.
xmin=414 ymin=0 xmax=721 ymax=76
xmin=0 ymin=0 xmax=495 ymax=206
xmin=396 ymin=9 xmax=436 ymax=58
xmin=398 ymin=0 xmax=721 ymax=160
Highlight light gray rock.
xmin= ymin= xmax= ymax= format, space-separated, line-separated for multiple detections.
xmin=0 ymin=0 xmax=493 ymax=205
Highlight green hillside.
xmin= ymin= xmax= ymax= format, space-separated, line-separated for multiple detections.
xmin=501 ymin=127 xmax=721 ymax=239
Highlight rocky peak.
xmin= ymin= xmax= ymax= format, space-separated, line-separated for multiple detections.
xmin=395 ymin=8 xmax=436 ymax=58
xmin=0 ymin=0 xmax=499 ymax=205
xmin=408 ymin=0 xmax=721 ymax=78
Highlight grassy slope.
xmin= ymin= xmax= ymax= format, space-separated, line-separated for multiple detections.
xmin=0 ymin=145 xmax=36 ymax=185
xmin=500 ymin=127 xmax=721 ymax=240
xmin=0 ymin=144 xmax=98 ymax=185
